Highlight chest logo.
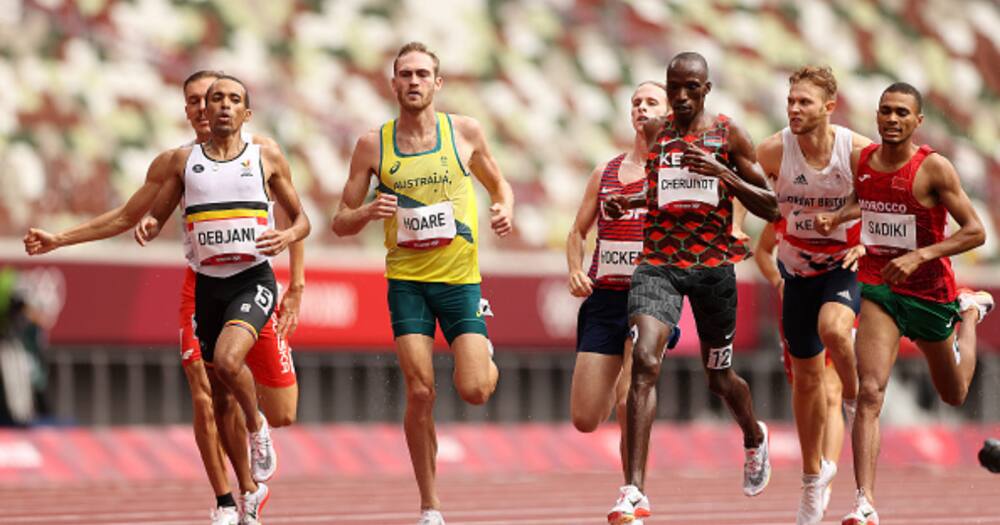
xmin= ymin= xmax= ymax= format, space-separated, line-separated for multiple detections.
xmin=390 ymin=160 xmax=401 ymax=174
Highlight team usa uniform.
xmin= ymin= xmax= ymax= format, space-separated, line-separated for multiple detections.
xmin=773 ymin=125 xmax=861 ymax=360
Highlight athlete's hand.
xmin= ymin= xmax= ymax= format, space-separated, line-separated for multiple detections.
xmin=603 ymin=194 xmax=628 ymax=219
xmin=23 ymin=228 xmax=60 ymax=255
xmin=366 ymin=193 xmax=398 ymax=221
xmin=568 ymin=270 xmax=594 ymax=297
xmin=133 ymin=216 xmax=162 ymax=246
xmin=276 ymin=286 xmax=303 ymax=338
xmin=490 ymin=202 xmax=513 ymax=237
xmin=842 ymin=244 xmax=865 ymax=272
xmin=881 ymin=249 xmax=926 ymax=284
xmin=256 ymin=229 xmax=294 ymax=256
xmin=681 ymin=147 xmax=728 ymax=179
xmin=814 ymin=212 xmax=838 ymax=236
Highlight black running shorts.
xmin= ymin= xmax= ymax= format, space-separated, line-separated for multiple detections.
xmin=194 ymin=262 xmax=278 ymax=363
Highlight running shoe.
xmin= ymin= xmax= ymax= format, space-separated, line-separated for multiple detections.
xmin=607 ymin=484 xmax=651 ymax=524
xmin=958 ymin=288 xmax=994 ymax=324
xmin=841 ymin=491 xmax=879 ymax=525
xmin=979 ymin=438 xmax=1000 ymax=473
xmin=823 ymin=485 xmax=832 ymax=513
xmin=418 ymin=509 xmax=445 ymax=525
xmin=210 ymin=506 xmax=239 ymax=525
xmin=239 ymin=482 xmax=269 ymax=525
xmin=743 ymin=421 xmax=772 ymax=497
xmin=250 ymin=413 xmax=277 ymax=482
xmin=797 ymin=458 xmax=837 ymax=525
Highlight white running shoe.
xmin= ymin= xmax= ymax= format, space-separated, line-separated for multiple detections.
xmin=843 ymin=398 xmax=857 ymax=429
xmin=418 ymin=509 xmax=445 ymax=525
xmin=797 ymin=458 xmax=837 ymax=525
xmin=841 ymin=490 xmax=879 ymax=525
xmin=240 ymin=482 xmax=269 ymax=525
xmin=210 ymin=506 xmax=239 ymax=525
xmin=743 ymin=421 xmax=772 ymax=497
xmin=958 ymin=289 xmax=994 ymax=324
xmin=250 ymin=413 xmax=277 ymax=482
xmin=607 ymin=484 xmax=651 ymax=524
xmin=823 ymin=484 xmax=833 ymax=513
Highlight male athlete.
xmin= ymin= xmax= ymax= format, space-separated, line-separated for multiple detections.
xmin=603 ymin=52 xmax=780 ymax=524
xmin=132 ymin=70 xmax=303 ymax=524
xmin=754 ymin=66 xmax=868 ymax=524
xmin=566 ymin=81 xmax=678 ymax=487
xmin=24 ymin=75 xmax=310 ymax=525
xmin=815 ymin=83 xmax=992 ymax=525
xmin=332 ymin=42 xmax=513 ymax=525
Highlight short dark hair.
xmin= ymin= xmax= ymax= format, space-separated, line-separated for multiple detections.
xmin=183 ymin=70 xmax=225 ymax=91
xmin=206 ymin=74 xmax=250 ymax=109
xmin=393 ymin=41 xmax=440 ymax=76
xmin=882 ymin=82 xmax=922 ymax=113
xmin=669 ymin=52 xmax=709 ymax=76
xmin=789 ymin=65 xmax=837 ymax=101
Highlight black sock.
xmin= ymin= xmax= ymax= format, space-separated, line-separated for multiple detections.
xmin=217 ymin=493 xmax=237 ymax=508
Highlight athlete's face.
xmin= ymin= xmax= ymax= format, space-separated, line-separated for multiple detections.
xmin=393 ymin=52 xmax=442 ymax=112
xmin=787 ymin=81 xmax=834 ymax=135
xmin=665 ymin=61 xmax=710 ymax=124
xmin=630 ymin=84 xmax=668 ymax=133
xmin=877 ymin=92 xmax=923 ymax=145
xmin=205 ymin=79 xmax=251 ymax=135
xmin=184 ymin=76 xmax=217 ymax=136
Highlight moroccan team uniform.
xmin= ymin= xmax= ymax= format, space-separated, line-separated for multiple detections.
xmin=577 ymin=154 xmax=646 ymax=355
xmin=773 ymin=125 xmax=861 ymax=361
xmin=378 ymin=113 xmax=490 ymax=343
xmin=180 ymin=141 xmax=282 ymax=371
xmin=629 ymin=114 xmax=747 ymax=369
xmin=176 ymin=135 xmax=295 ymax=388
xmin=856 ymin=144 xmax=961 ymax=341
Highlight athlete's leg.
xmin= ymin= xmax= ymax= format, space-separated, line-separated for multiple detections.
xmin=570 ymin=352 xmax=622 ymax=432
xmin=852 ymin=298 xmax=900 ymax=504
xmin=821 ymin=362 xmax=845 ymax=465
xmin=702 ymin=346 xmax=764 ymax=447
xmin=183 ymin=360 xmax=231 ymax=497
xmin=257 ymin=383 xmax=298 ymax=428
xmin=625 ymin=314 xmax=669 ymax=490
xmin=208 ymin=367 xmax=256 ymax=495
xmin=791 ymin=352 xmax=828 ymax=475
xmin=915 ymin=306 xmax=978 ymax=406
xmin=451 ymin=333 xmax=498 ymax=405
xmin=818 ymin=301 xmax=859 ymax=406
xmin=614 ymin=338 xmax=634 ymax=478
xmin=397 ymin=334 xmax=440 ymax=511
xmin=250 ymin=323 xmax=298 ymax=428
xmin=212 ymin=326 xmax=264 ymax=433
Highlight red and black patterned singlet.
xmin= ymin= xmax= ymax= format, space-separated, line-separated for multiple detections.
xmin=641 ymin=114 xmax=749 ymax=268
xmin=586 ymin=154 xmax=646 ymax=290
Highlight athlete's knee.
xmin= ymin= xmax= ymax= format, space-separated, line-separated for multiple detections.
xmin=792 ymin=363 xmax=825 ymax=391
xmin=406 ymin=380 xmax=436 ymax=406
xmin=213 ymin=353 xmax=243 ymax=381
xmin=819 ymin=324 xmax=853 ymax=352
xmin=940 ymin=383 xmax=969 ymax=407
xmin=191 ymin=390 xmax=216 ymax=421
xmin=630 ymin=346 xmax=661 ymax=385
xmin=857 ymin=377 xmax=887 ymax=413
xmin=265 ymin=408 xmax=296 ymax=428
xmin=457 ymin=382 xmax=492 ymax=406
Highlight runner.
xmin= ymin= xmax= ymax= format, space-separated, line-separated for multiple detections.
xmin=813 ymin=82 xmax=993 ymax=525
xmin=603 ymin=52 xmax=780 ymax=524
xmin=566 ymin=81 xmax=678 ymax=484
xmin=331 ymin=42 xmax=513 ymax=525
xmin=24 ymin=75 xmax=310 ymax=525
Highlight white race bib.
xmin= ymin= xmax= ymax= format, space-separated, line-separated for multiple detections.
xmin=397 ymin=201 xmax=456 ymax=249
xmin=787 ymin=210 xmax=849 ymax=242
xmin=861 ymin=210 xmax=916 ymax=250
xmin=657 ymin=167 xmax=719 ymax=208
xmin=191 ymin=217 xmax=267 ymax=266
xmin=596 ymin=240 xmax=643 ymax=279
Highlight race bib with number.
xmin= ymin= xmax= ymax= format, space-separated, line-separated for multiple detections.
xmin=596 ymin=240 xmax=643 ymax=279
xmin=787 ymin=210 xmax=850 ymax=242
xmin=657 ymin=167 xmax=719 ymax=208
xmin=397 ymin=201 xmax=457 ymax=249
xmin=190 ymin=217 xmax=267 ymax=266
xmin=861 ymin=210 xmax=916 ymax=250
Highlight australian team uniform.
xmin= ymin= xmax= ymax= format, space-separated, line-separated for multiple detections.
xmin=178 ymin=140 xmax=286 ymax=377
xmin=378 ymin=113 xmax=489 ymax=343
xmin=576 ymin=154 xmax=645 ymax=355
xmin=773 ymin=126 xmax=861 ymax=359
xmin=629 ymin=114 xmax=747 ymax=369
xmin=856 ymin=144 xmax=961 ymax=342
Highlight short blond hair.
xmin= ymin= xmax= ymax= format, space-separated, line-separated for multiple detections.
xmin=393 ymin=41 xmax=440 ymax=77
xmin=789 ymin=66 xmax=837 ymax=101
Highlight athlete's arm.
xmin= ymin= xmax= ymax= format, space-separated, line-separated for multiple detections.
xmin=754 ymin=222 xmax=784 ymax=298
xmin=881 ymin=154 xmax=985 ymax=284
xmin=566 ymin=165 xmax=604 ymax=298
xmin=732 ymin=133 xmax=784 ymax=240
xmin=815 ymin=143 xmax=867 ymax=236
xmin=331 ymin=131 xmax=396 ymax=237
xmin=134 ymin=173 xmax=183 ymax=246
xmin=258 ymin=144 xmax=311 ymax=257
xmin=681 ymin=122 xmax=780 ymax=222
xmin=458 ymin=115 xmax=514 ymax=237
xmin=25 ymin=149 xmax=184 ymax=255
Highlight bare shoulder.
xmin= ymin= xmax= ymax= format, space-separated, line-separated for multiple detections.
xmin=757 ymin=132 xmax=783 ymax=157
xmin=258 ymin=140 xmax=287 ymax=165
xmin=921 ymin=151 xmax=958 ymax=179
xmin=251 ymin=133 xmax=281 ymax=151
xmin=449 ymin=114 xmax=485 ymax=140
xmin=849 ymin=130 xmax=873 ymax=149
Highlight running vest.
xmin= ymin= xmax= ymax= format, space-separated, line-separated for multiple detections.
xmin=856 ymin=144 xmax=956 ymax=302
xmin=642 ymin=114 xmax=748 ymax=268
xmin=774 ymin=126 xmax=861 ymax=277
xmin=183 ymin=141 xmax=271 ymax=278
xmin=586 ymin=154 xmax=646 ymax=290
xmin=379 ymin=113 xmax=480 ymax=284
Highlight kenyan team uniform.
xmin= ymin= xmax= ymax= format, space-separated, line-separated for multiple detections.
xmin=773 ymin=126 xmax=861 ymax=360
xmin=629 ymin=114 xmax=746 ymax=366
xmin=378 ymin=113 xmax=490 ymax=343
xmin=856 ymin=144 xmax=961 ymax=342
xmin=577 ymin=154 xmax=645 ymax=355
